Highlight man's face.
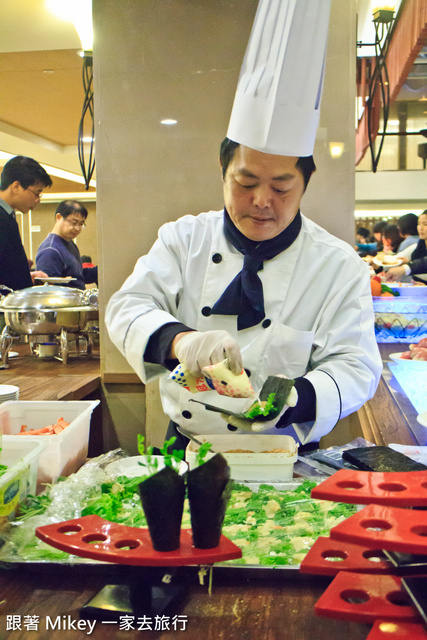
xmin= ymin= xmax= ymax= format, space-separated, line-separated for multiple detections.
xmin=222 ymin=145 xmax=305 ymax=241
xmin=56 ymin=212 xmax=86 ymax=241
xmin=14 ymin=181 xmax=45 ymax=214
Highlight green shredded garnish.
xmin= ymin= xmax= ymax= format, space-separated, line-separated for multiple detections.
xmin=137 ymin=434 xmax=184 ymax=475
xmin=195 ymin=441 xmax=213 ymax=467
xmin=243 ymin=392 xmax=277 ymax=419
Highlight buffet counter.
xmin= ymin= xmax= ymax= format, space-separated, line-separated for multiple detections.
xmin=0 ymin=343 xmax=100 ymax=401
xmin=0 ymin=343 xmax=423 ymax=639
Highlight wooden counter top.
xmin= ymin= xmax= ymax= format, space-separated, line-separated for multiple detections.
xmin=0 ymin=567 xmax=369 ymax=640
xmin=357 ymin=343 xmax=423 ymax=447
xmin=0 ymin=344 xmax=101 ymax=401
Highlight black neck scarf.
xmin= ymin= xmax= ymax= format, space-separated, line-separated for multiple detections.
xmin=211 ymin=209 xmax=302 ymax=330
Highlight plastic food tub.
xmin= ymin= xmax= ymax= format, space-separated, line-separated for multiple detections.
xmin=0 ymin=438 xmax=46 ymax=525
xmin=185 ymin=434 xmax=298 ymax=482
xmin=0 ymin=400 xmax=99 ymax=489
xmin=373 ymin=298 xmax=427 ymax=343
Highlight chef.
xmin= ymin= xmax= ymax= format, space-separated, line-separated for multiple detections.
xmin=106 ymin=0 xmax=382 ymax=448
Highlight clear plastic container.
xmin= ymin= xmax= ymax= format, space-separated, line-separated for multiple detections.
xmin=0 ymin=438 xmax=46 ymax=524
xmin=0 ymin=400 xmax=99 ymax=489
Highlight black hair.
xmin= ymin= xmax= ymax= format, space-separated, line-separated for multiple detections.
xmin=219 ymin=137 xmax=316 ymax=190
xmin=356 ymin=227 xmax=371 ymax=239
xmin=373 ymin=220 xmax=388 ymax=234
xmin=55 ymin=199 xmax=88 ymax=220
xmin=0 ymin=156 xmax=52 ymax=190
xmin=398 ymin=213 xmax=418 ymax=236
xmin=383 ymin=223 xmax=402 ymax=252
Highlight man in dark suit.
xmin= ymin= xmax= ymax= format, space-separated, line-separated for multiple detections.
xmin=0 ymin=156 xmax=52 ymax=290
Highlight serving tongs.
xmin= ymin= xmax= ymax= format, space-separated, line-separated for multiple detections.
xmin=175 ymin=425 xmax=215 ymax=454
xmin=189 ymin=375 xmax=295 ymax=424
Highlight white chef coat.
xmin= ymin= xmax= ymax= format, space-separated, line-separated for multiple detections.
xmin=106 ymin=210 xmax=382 ymax=444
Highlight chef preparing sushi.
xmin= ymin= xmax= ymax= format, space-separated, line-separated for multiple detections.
xmin=106 ymin=0 xmax=382 ymax=450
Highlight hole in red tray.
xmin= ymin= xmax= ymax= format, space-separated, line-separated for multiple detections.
xmin=321 ymin=550 xmax=347 ymax=562
xmin=336 ymin=481 xmax=364 ymax=490
xmin=411 ymin=526 xmax=427 ymax=537
xmin=58 ymin=525 xmax=82 ymax=535
xmin=361 ymin=518 xmax=392 ymax=532
xmin=386 ymin=590 xmax=411 ymax=607
xmin=362 ymin=549 xmax=388 ymax=563
xmin=115 ymin=539 xmax=140 ymax=550
xmin=340 ymin=589 xmax=370 ymax=604
xmin=377 ymin=482 xmax=407 ymax=493
xmin=82 ymin=534 xmax=108 ymax=545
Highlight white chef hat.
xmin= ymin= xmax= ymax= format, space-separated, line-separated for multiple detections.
xmin=227 ymin=0 xmax=332 ymax=157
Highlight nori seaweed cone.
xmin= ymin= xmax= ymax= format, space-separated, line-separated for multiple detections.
xmin=186 ymin=453 xmax=233 ymax=549
xmin=138 ymin=466 xmax=185 ymax=551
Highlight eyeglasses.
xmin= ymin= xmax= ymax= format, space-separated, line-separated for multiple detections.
xmin=66 ymin=219 xmax=86 ymax=229
xmin=26 ymin=187 xmax=43 ymax=199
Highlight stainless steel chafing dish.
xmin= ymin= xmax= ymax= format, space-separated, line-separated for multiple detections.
xmin=0 ymin=284 xmax=99 ymax=366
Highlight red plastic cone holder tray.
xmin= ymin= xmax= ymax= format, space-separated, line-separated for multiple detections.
xmin=35 ymin=515 xmax=242 ymax=566
xmin=314 ymin=571 xmax=420 ymax=624
xmin=299 ymin=536 xmax=392 ymax=576
xmin=328 ymin=504 xmax=427 ymax=555
xmin=367 ymin=620 xmax=427 ymax=639
xmin=311 ymin=469 xmax=427 ymax=507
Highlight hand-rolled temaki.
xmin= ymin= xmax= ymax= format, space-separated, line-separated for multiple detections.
xmin=138 ymin=465 xmax=185 ymax=551
xmin=186 ymin=453 xmax=232 ymax=549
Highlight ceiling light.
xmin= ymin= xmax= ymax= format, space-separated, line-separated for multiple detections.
xmin=160 ymin=119 xmax=178 ymax=126
xmin=329 ymin=142 xmax=345 ymax=158
xmin=40 ymin=163 xmax=96 ymax=188
xmin=46 ymin=0 xmax=93 ymax=52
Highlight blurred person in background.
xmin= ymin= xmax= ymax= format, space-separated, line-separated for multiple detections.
xmin=372 ymin=220 xmax=388 ymax=252
xmin=36 ymin=200 xmax=98 ymax=290
xmin=80 ymin=255 xmax=95 ymax=268
xmin=354 ymin=226 xmax=377 ymax=255
xmin=397 ymin=213 xmax=419 ymax=251
xmin=0 ymin=155 xmax=52 ymax=291
xmin=385 ymin=211 xmax=427 ymax=283
xmin=382 ymin=224 xmax=403 ymax=254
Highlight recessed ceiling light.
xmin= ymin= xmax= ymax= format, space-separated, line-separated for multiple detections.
xmin=43 ymin=69 xmax=54 ymax=74
xmin=160 ymin=119 xmax=178 ymax=126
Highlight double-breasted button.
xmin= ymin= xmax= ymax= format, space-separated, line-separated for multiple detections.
xmin=201 ymin=306 xmax=212 ymax=316
xmin=227 ymin=424 xmax=238 ymax=431
xmin=212 ymin=253 xmax=222 ymax=263
xmin=182 ymin=410 xmax=192 ymax=419
xmin=262 ymin=319 xmax=271 ymax=328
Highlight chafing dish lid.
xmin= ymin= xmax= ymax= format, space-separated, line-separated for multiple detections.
xmin=0 ymin=284 xmax=88 ymax=309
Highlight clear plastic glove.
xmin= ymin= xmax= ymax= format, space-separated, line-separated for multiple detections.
xmin=221 ymin=386 xmax=298 ymax=433
xmin=174 ymin=330 xmax=242 ymax=377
